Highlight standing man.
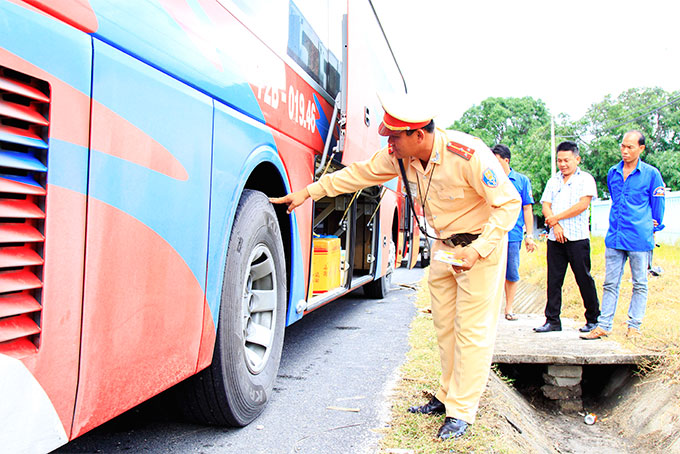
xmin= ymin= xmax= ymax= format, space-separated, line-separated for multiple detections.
xmin=271 ymin=93 xmax=520 ymax=440
xmin=491 ymin=144 xmax=537 ymax=320
xmin=535 ymin=141 xmax=600 ymax=333
xmin=581 ymin=130 xmax=665 ymax=340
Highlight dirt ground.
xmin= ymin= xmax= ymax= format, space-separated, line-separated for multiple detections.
xmin=539 ymin=412 xmax=631 ymax=454
xmin=482 ymin=369 xmax=680 ymax=454
xmin=608 ymin=371 xmax=680 ymax=453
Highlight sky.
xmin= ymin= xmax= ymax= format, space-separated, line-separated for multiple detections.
xmin=371 ymin=0 xmax=680 ymax=128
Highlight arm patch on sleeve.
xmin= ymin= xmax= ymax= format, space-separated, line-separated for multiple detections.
xmin=482 ymin=168 xmax=498 ymax=187
xmin=653 ymin=186 xmax=665 ymax=197
xmin=447 ymin=141 xmax=475 ymax=160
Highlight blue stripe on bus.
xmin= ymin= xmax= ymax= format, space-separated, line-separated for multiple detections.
xmin=88 ymin=39 xmax=213 ymax=290
xmin=46 ymin=139 xmax=89 ymax=195
xmin=0 ymin=2 xmax=93 ymax=95
xmin=89 ymin=0 xmax=266 ymax=124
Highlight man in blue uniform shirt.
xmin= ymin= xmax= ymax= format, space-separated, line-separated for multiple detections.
xmin=492 ymin=144 xmax=537 ymax=320
xmin=582 ymin=130 xmax=665 ymax=339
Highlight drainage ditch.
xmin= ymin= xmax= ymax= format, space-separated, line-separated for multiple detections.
xmin=489 ymin=362 xmax=672 ymax=453
xmin=495 ymin=363 xmax=639 ymax=414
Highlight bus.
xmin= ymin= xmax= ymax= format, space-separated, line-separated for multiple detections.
xmin=0 ymin=0 xmax=420 ymax=452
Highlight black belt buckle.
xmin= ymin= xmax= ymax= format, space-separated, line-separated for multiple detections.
xmin=443 ymin=233 xmax=479 ymax=248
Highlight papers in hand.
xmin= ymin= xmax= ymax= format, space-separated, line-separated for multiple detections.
xmin=434 ymin=250 xmax=464 ymax=266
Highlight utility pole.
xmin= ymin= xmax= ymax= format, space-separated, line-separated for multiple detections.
xmin=550 ymin=116 xmax=556 ymax=175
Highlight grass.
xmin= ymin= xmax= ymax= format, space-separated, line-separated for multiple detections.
xmin=520 ymin=236 xmax=680 ymax=379
xmin=378 ymin=236 xmax=680 ymax=453
xmin=378 ymin=271 xmax=521 ymax=454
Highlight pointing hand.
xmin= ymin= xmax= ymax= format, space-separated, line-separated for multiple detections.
xmin=269 ymin=188 xmax=311 ymax=214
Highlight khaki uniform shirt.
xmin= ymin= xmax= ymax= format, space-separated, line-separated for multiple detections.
xmin=307 ymin=128 xmax=521 ymax=258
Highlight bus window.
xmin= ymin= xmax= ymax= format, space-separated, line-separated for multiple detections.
xmin=287 ymin=2 xmax=320 ymax=86
xmin=287 ymin=0 xmax=342 ymax=98
xmin=325 ymin=45 xmax=341 ymax=96
xmin=224 ymin=0 xmax=342 ymax=99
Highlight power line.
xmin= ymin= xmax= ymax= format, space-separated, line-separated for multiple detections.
xmin=556 ymin=94 xmax=680 ymax=140
xmin=595 ymin=93 xmax=680 ymax=125
xmin=594 ymin=95 xmax=680 ymax=134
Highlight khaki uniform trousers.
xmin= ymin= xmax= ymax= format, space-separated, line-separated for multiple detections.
xmin=430 ymin=239 xmax=507 ymax=423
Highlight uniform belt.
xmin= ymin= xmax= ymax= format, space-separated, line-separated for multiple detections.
xmin=443 ymin=233 xmax=479 ymax=248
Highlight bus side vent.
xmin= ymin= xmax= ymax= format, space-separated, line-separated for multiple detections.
xmin=0 ymin=66 xmax=49 ymax=359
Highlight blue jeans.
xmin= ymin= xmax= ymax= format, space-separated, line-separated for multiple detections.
xmin=505 ymin=241 xmax=521 ymax=282
xmin=597 ymin=248 xmax=649 ymax=331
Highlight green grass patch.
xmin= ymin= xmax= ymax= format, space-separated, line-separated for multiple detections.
xmin=379 ymin=271 xmax=521 ymax=454
xmin=520 ymin=236 xmax=680 ymax=379
xmin=379 ymin=237 xmax=680 ymax=453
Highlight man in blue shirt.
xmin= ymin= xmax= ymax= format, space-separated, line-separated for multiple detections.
xmin=492 ymin=144 xmax=537 ymax=320
xmin=582 ymin=130 xmax=665 ymax=340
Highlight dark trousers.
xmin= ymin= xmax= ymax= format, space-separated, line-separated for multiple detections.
xmin=546 ymin=239 xmax=600 ymax=325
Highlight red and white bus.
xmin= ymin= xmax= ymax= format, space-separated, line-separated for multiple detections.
xmin=0 ymin=0 xmax=419 ymax=452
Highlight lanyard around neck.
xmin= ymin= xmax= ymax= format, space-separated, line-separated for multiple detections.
xmin=397 ymin=158 xmax=449 ymax=241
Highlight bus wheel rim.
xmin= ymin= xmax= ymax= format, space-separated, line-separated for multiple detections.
xmin=241 ymin=243 xmax=278 ymax=375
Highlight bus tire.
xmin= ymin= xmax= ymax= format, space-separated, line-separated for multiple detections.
xmin=364 ymin=239 xmax=395 ymax=299
xmin=180 ymin=189 xmax=286 ymax=426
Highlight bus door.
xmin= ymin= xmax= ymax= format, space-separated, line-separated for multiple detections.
xmin=342 ymin=0 xmax=417 ymax=274
xmin=0 ymin=3 xmax=92 ymax=452
xmin=72 ymin=38 xmax=213 ymax=436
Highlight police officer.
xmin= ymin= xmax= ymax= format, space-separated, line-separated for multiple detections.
xmin=270 ymin=93 xmax=520 ymax=439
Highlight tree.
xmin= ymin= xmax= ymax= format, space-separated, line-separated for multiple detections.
xmin=448 ymin=89 xmax=680 ymax=223
xmin=450 ymin=96 xmax=550 ymax=150
xmin=450 ymin=90 xmax=680 ymax=205
xmin=448 ymin=96 xmax=553 ymax=214
xmin=577 ymin=87 xmax=680 ymax=194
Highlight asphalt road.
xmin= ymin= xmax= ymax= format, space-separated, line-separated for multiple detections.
xmin=53 ymin=266 xmax=425 ymax=454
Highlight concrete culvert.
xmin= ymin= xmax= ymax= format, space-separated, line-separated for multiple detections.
xmin=489 ymin=363 xmax=680 ymax=453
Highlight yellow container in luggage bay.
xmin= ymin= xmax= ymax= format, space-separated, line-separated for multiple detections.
xmin=311 ymin=236 xmax=341 ymax=295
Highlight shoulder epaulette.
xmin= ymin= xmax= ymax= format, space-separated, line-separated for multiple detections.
xmin=447 ymin=141 xmax=475 ymax=160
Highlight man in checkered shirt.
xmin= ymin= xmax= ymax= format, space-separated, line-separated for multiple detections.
xmin=534 ymin=141 xmax=600 ymax=333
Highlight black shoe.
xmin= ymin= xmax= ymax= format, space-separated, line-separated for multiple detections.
xmin=579 ymin=322 xmax=597 ymax=332
xmin=407 ymin=396 xmax=445 ymax=415
xmin=437 ymin=417 xmax=470 ymax=440
xmin=533 ymin=322 xmax=562 ymax=333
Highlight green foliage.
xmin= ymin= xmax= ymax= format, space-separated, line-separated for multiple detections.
xmin=578 ymin=135 xmax=620 ymax=198
xmin=577 ymin=87 xmax=680 ymax=194
xmin=449 ymin=96 xmax=552 ymax=214
xmin=448 ymin=88 xmax=680 ymax=204
xmin=647 ymin=149 xmax=680 ymax=191
xmin=450 ymin=96 xmax=550 ymax=149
